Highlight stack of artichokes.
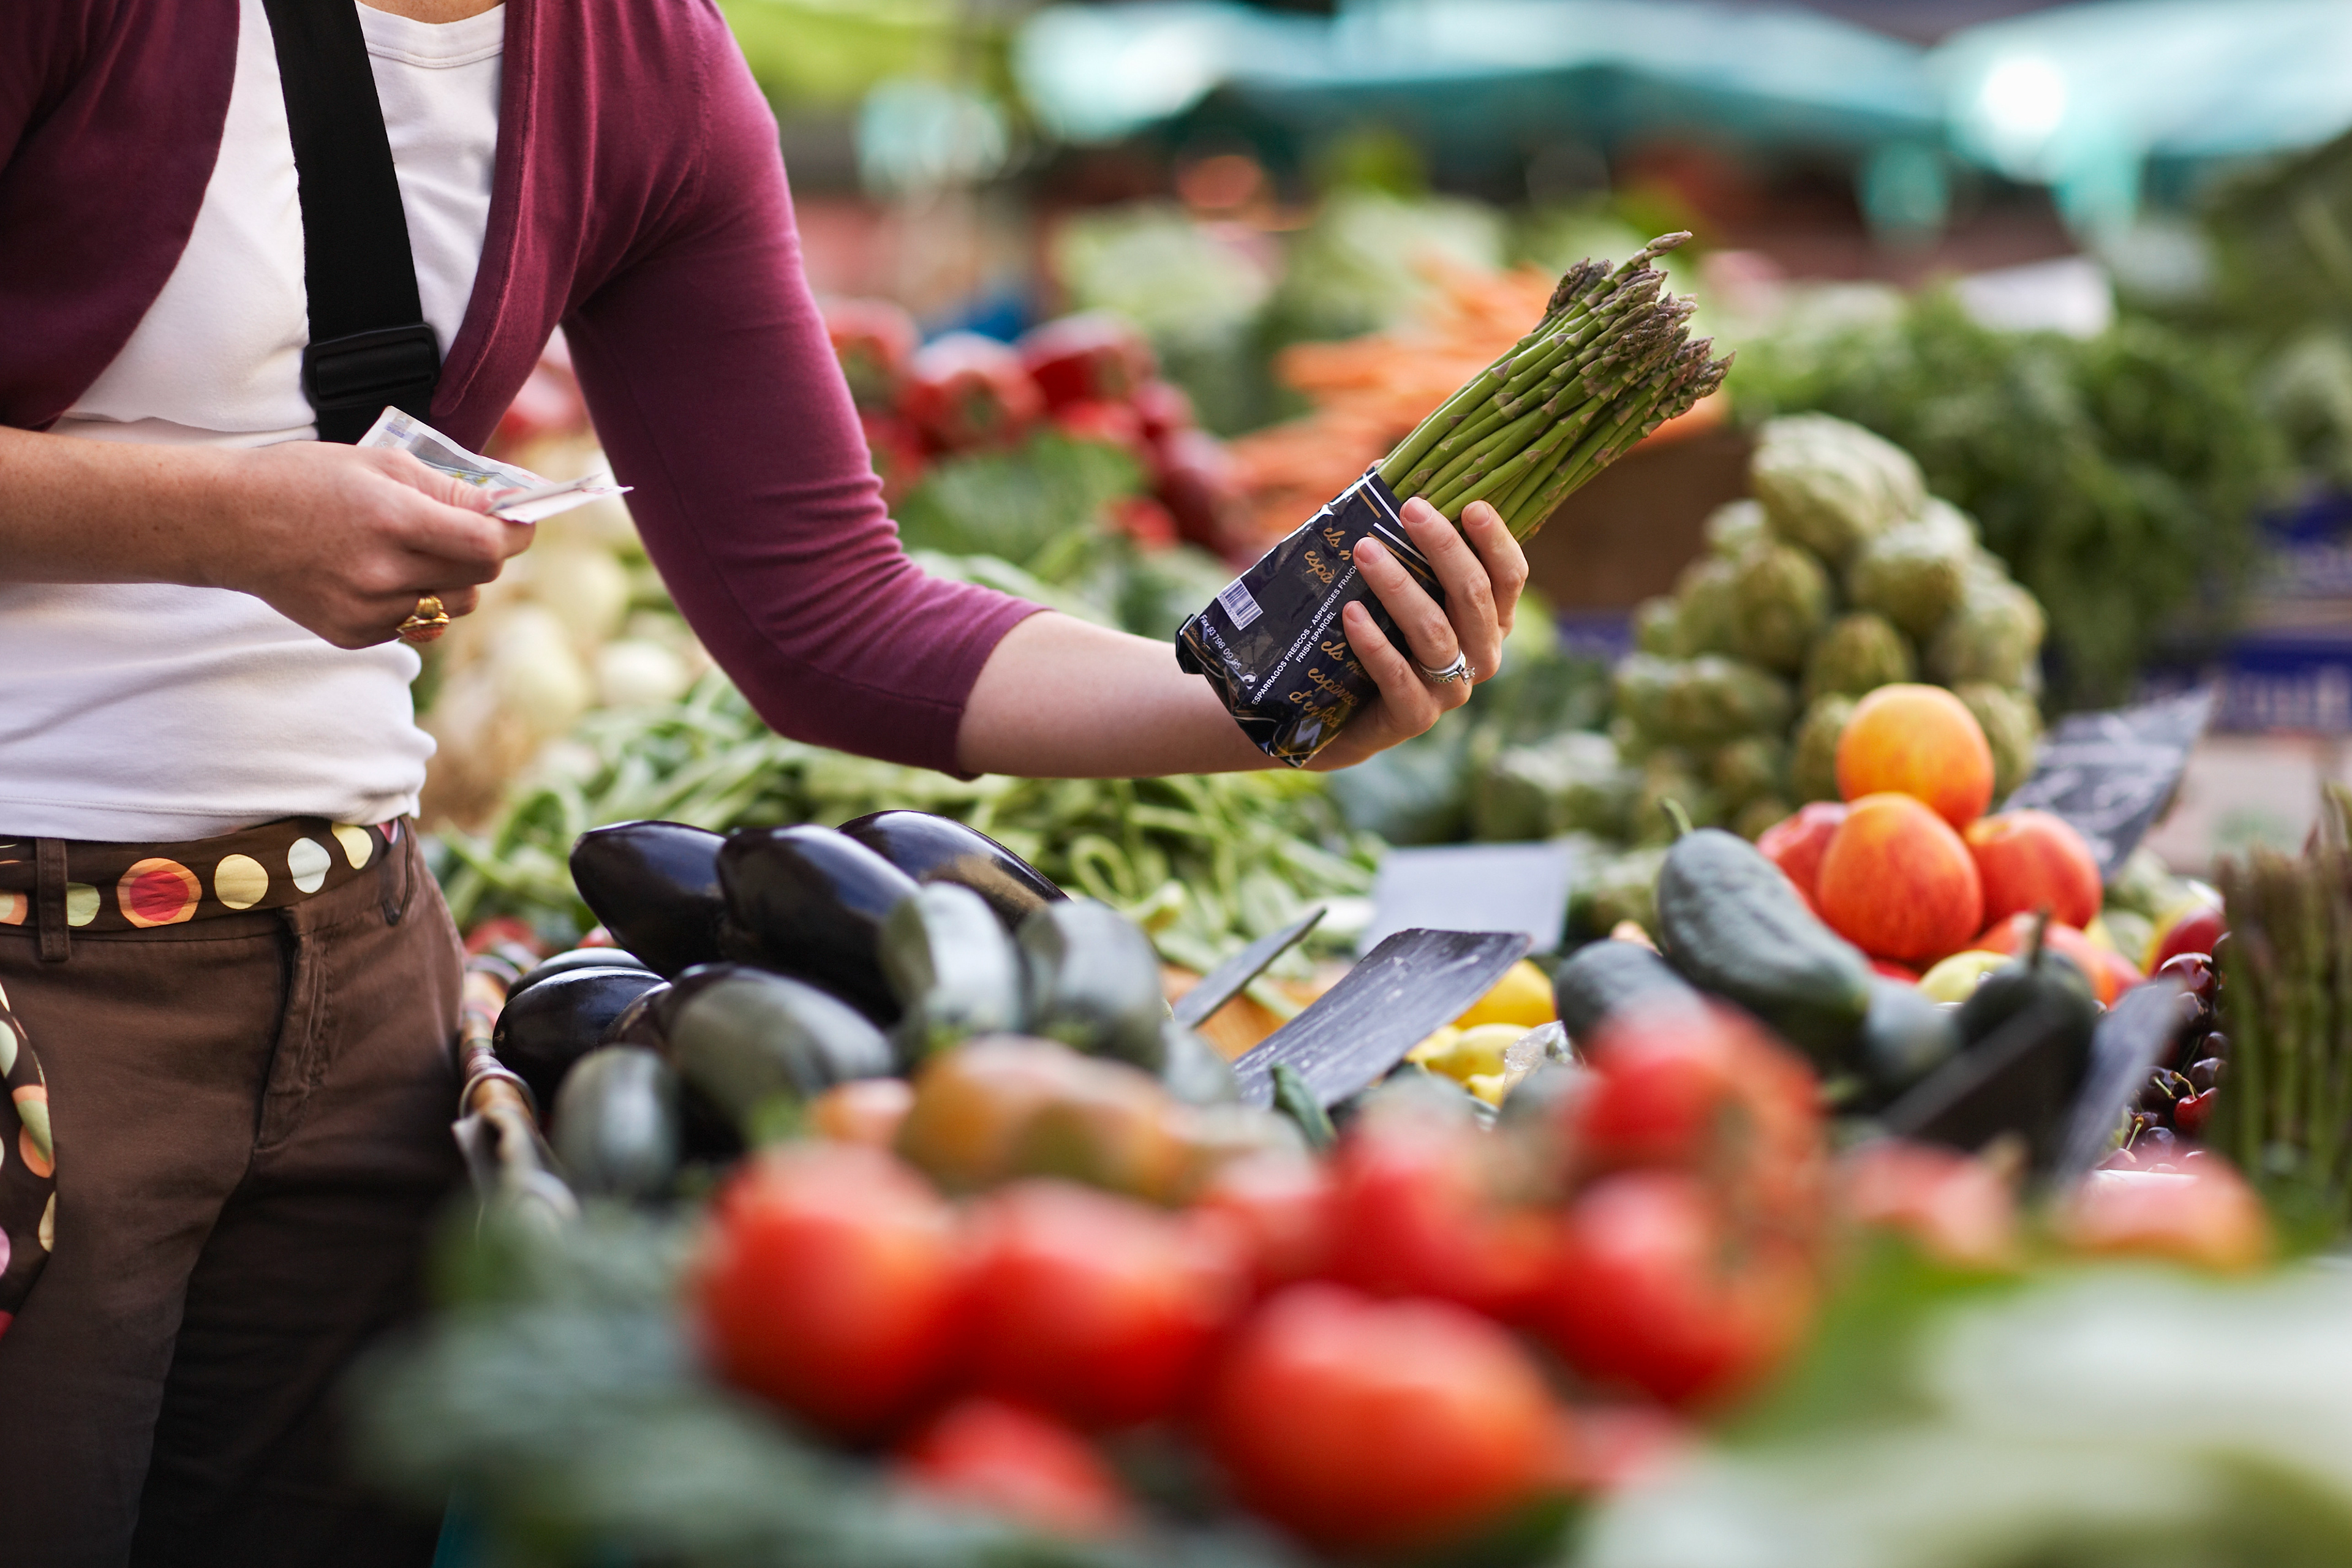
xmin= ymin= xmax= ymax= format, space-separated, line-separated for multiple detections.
xmin=1599 ymin=413 xmax=2045 ymax=843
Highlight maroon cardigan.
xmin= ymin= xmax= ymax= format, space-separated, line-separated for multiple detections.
xmin=0 ymin=0 xmax=1041 ymax=773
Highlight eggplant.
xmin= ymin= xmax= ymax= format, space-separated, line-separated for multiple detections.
xmin=510 ymin=946 xmax=652 ymax=1005
xmin=658 ymin=963 xmax=895 ymax=1139
xmin=880 ymin=883 xmax=1025 ymax=1057
xmin=569 ymin=821 xmax=731 ymax=978
xmin=1017 ymin=899 xmax=1167 ymax=1069
xmin=599 ymin=983 xmax=672 ymax=1051
xmin=551 ymin=1046 xmax=681 ymax=1200
xmin=838 ymin=810 xmax=1066 ymax=930
xmin=715 ymin=826 xmax=916 ymax=1022
xmin=491 ymin=965 xmax=667 ymax=1107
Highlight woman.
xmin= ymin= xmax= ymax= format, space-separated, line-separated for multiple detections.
xmin=0 ymin=0 xmax=1525 ymax=1561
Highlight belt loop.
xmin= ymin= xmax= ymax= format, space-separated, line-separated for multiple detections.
xmin=379 ymin=823 xmax=412 ymax=927
xmin=34 ymin=839 xmax=69 ymax=963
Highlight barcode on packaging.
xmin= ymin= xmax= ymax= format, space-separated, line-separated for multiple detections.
xmin=1215 ymin=578 xmax=1264 ymax=630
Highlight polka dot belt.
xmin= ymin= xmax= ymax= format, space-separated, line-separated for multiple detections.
xmin=0 ymin=816 xmax=402 ymax=946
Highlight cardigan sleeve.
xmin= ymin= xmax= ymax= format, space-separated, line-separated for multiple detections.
xmin=560 ymin=22 xmax=1042 ymax=775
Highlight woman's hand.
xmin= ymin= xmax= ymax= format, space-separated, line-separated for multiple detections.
xmin=1305 ymin=497 xmax=1528 ymax=772
xmin=211 ymin=442 xmax=530 ymax=649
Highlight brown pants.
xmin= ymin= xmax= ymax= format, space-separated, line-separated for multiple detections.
xmin=0 ymin=829 xmax=464 ymax=1567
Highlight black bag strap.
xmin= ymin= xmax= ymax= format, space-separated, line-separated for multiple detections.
xmin=259 ymin=0 xmax=442 ymax=443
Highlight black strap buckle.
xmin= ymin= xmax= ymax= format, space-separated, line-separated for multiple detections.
xmin=302 ymin=323 xmax=442 ymax=416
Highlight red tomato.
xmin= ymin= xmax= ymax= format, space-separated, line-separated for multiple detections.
xmin=1870 ymin=959 xmax=1920 ymax=983
xmin=1131 ymin=378 xmax=1196 ymax=444
xmin=2150 ymin=903 xmax=2225 ymax=974
xmin=809 ymin=1077 xmax=916 ymax=1148
xmin=1322 ymin=1091 xmax=1553 ymax=1320
xmin=965 ymin=1180 xmax=1246 ymax=1428
xmin=1837 ymin=1139 xmax=2018 ymax=1270
xmin=1017 ymin=312 xmax=1156 ymax=409
xmin=1188 ymin=1151 xmax=1335 ymax=1293
xmin=693 ymin=1144 xmax=968 ymax=1439
xmin=1547 ymin=1403 xmax=1695 ymax=1495
xmin=462 ymin=915 xmax=541 ymax=959
xmin=1755 ymin=801 xmax=1846 ymax=903
xmin=1155 ymin=428 xmax=1243 ymax=553
xmin=1205 ymin=1284 xmax=1558 ymax=1554
xmin=895 ymin=1397 xmax=1133 ymax=1540
xmin=1049 ymin=398 xmax=1148 ymax=456
xmin=859 ymin=410 xmax=929 ymax=506
xmin=1531 ymin=1170 xmax=1815 ymax=1409
xmin=903 ymin=333 xmax=1044 ymax=453
xmin=821 ymin=295 xmax=920 ymax=413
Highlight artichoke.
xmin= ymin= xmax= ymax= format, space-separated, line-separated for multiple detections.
xmin=1733 ymin=795 xmax=1796 ymax=843
xmin=1791 ymin=693 xmax=1857 ymax=804
xmin=1633 ymin=597 xmax=1681 ymax=656
xmin=1846 ymin=498 xmax=1975 ymax=639
xmin=1953 ymin=682 xmax=2043 ymax=801
xmin=1703 ymin=498 xmax=1769 ymax=559
xmin=1634 ymin=749 xmax=1722 ymax=846
xmin=1928 ymin=564 xmax=2046 ymax=690
xmin=1709 ymin=734 xmax=1789 ymax=810
xmin=1611 ymin=654 xmax=1678 ymax=744
xmin=1750 ymin=413 xmax=1925 ymax=565
xmin=1571 ymin=846 xmax=1668 ymax=940
xmin=1470 ymin=732 xmax=1636 ymax=842
xmin=1670 ymin=556 xmax=1741 ymax=658
xmin=1657 ymin=656 xmax=1795 ymax=750
xmin=1803 ymin=611 xmax=1915 ymax=703
xmin=1730 ymin=540 xmax=1833 ymax=674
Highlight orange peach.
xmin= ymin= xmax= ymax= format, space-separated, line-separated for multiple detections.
xmin=1755 ymin=801 xmax=1847 ymax=903
xmin=1834 ymin=684 xmax=1995 ymax=829
xmin=1815 ymin=792 xmax=1985 ymax=963
xmin=1963 ymin=809 xmax=2102 ymax=930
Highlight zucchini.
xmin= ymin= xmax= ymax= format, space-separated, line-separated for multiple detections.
xmin=1856 ymin=977 xmax=1961 ymax=1102
xmin=1551 ymin=939 xmax=1701 ymax=1042
xmin=715 ymin=826 xmax=918 ymax=1024
xmin=1159 ymin=1020 xmax=1241 ymax=1106
xmin=1655 ymin=827 xmax=1873 ymax=1062
xmin=880 ymin=883 xmax=1025 ymax=1057
xmin=569 ymin=821 xmax=730 ymax=978
xmin=491 ymin=965 xmax=666 ymax=1107
xmin=658 ymin=963 xmax=894 ymax=1140
xmin=839 ymin=810 xmax=1066 ymax=930
xmin=550 ymin=1046 xmax=680 ymax=1200
xmin=1017 ymin=900 xmax=1167 ymax=1069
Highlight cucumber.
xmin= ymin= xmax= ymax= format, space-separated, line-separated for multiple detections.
xmin=1654 ymin=827 xmax=1873 ymax=1062
xmin=880 ymin=883 xmax=1025 ymax=1057
xmin=550 ymin=1046 xmax=680 ymax=1200
xmin=1017 ymin=900 xmax=1167 ymax=1070
xmin=1856 ymin=978 xmax=1961 ymax=1102
xmin=658 ymin=963 xmax=894 ymax=1139
xmin=1551 ymin=939 xmax=1702 ymax=1042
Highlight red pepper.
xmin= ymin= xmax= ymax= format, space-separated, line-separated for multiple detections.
xmin=902 ymin=333 xmax=1044 ymax=453
xmin=1017 ymin=313 xmax=1156 ymax=410
xmin=821 ymin=296 xmax=920 ymax=413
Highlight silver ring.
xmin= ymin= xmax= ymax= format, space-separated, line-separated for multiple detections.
xmin=1420 ymin=650 xmax=1473 ymax=685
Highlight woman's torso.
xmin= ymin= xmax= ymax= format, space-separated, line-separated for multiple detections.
xmin=0 ymin=0 xmax=503 ymax=840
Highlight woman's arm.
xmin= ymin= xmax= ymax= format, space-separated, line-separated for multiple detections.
xmin=0 ymin=425 xmax=525 ymax=646
xmin=956 ymin=496 xmax=1528 ymax=776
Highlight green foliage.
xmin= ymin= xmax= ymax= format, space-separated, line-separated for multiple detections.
xmin=1734 ymin=292 xmax=2286 ymax=706
xmin=893 ymin=431 xmax=1145 ymax=569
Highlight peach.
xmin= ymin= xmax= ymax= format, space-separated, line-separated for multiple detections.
xmin=1755 ymin=801 xmax=1847 ymax=903
xmin=1834 ymin=684 xmax=1995 ymax=828
xmin=1815 ymin=792 xmax=1985 ymax=963
xmin=1963 ymin=809 xmax=2101 ymax=930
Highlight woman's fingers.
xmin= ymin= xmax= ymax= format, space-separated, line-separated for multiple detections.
xmin=1391 ymin=496 xmax=1506 ymax=682
xmin=1458 ymin=500 xmax=1528 ymax=640
xmin=1352 ymin=538 xmax=1463 ymax=684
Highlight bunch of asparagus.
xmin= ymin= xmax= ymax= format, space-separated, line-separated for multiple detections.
xmin=1374 ymin=232 xmax=1732 ymax=539
xmin=2214 ymin=805 xmax=2352 ymax=1241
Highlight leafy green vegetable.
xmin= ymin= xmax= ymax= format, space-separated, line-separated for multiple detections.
xmin=1734 ymin=292 xmax=2285 ymax=706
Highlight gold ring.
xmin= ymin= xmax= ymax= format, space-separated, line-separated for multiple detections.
xmin=396 ymin=594 xmax=451 ymax=646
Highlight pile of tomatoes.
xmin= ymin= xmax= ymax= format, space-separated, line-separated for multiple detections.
xmin=691 ymin=1003 xmax=1830 ymax=1557
xmin=820 ymin=299 xmax=1244 ymax=556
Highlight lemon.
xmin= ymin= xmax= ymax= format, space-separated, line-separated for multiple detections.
xmin=1408 ymin=1023 xmax=1525 ymax=1085
xmin=1919 ymin=949 xmax=2008 ymax=1005
xmin=1451 ymin=959 xmax=1556 ymax=1031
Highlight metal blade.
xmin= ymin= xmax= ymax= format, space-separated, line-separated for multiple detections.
xmin=1171 ymin=906 xmax=1327 ymax=1030
xmin=1234 ymin=928 xmax=1531 ymax=1109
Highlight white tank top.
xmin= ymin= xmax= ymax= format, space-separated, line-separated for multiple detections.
xmin=0 ymin=0 xmax=504 ymax=840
